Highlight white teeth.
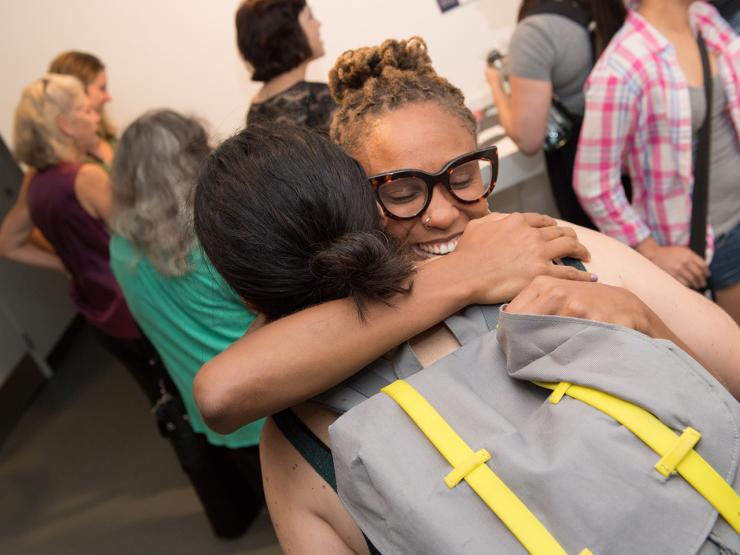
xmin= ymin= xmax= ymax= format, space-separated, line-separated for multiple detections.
xmin=416 ymin=237 xmax=459 ymax=256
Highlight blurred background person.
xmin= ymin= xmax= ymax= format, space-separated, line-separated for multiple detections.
xmin=48 ymin=50 xmax=116 ymax=167
xmin=485 ymin=0 xmax=628 ymax=228
xmin=236 ymin=0 xmax=335 ymax=135
xmin=16 ymin=50 xmax=117 ymax=254
xmin=109 ymin=109 xmax=265 ymax=538
xmin=574 ymin=0 xmax=740 ymax=324
xmin=710 ymin=0 xmax=740 ymax=33
xmin=0 ymin=74 xmax=161 ymax=405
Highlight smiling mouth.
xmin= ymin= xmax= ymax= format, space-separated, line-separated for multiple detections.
xmin=411 ymin=235 xmax=460 ymax=259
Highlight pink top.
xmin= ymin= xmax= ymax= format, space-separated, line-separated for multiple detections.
xmin=573 ymin=1 xmax=740 ymax=257
xmin=27 ymin=162 xmax=140 ymax=339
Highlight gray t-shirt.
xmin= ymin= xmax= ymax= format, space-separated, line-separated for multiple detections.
xmin=689 ymin=77 xmax=740 ymax=237
xmin=509 ymin=14 xmax=593 ymax=116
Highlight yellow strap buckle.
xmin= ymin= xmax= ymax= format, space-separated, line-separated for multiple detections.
xmin=549 ymin=382 xmax=573 ymax=405
xmin=535 ymin=381 xmax=740 ymax=533
xmin=445 ymin=449 xmax=491 ymax=488
xmin=382 ymin=380 xmax=579 ymax=555
xmin=655 ymin=427 xmax=702 ymax=478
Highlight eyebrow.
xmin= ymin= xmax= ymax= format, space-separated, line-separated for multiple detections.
xmin=371 ymin=149 xmax=478 ymax=177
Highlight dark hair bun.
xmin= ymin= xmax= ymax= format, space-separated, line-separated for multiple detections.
xmin=310 ymin=230 xmax=413 ymax=317
xmin=329 ymin=36 xmax=434 ymax=105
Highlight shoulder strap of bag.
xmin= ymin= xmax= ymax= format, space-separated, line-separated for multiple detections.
xmin=382 ymin=380 xmax=593 ymax=555
xmin=522 ymin=0 xmax=590 ymax=28
xmin=689 ymin=33 xmax=713 ymax=258
xmin=535 ymin=381 xmax=740 ymax=533
xmin=522 ymin=0 xmax=596 ymax=65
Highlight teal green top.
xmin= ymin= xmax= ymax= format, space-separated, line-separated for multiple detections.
xmin=110 ymin=236 xmax=263 ymax=448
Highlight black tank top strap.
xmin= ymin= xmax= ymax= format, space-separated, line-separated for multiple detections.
xmin=273 ymin=409 xmax=336 ymax=489
xmin=273 ymin=409 xmax=382 ymax=554
xmin=561 ymin=256 xmax=586 ymax=271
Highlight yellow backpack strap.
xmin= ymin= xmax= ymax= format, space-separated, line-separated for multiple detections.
xmin=382 ymin=380 xmax=591 ymax=555
xmin=536 ymin=381 xmax=740 ymax=533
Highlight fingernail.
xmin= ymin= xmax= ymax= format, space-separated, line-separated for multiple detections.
xmin=590 ymin=274 xmax=598 ymax=282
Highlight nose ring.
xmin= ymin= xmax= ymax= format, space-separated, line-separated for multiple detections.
xmin=422 ymin=215 xmax=432 ymax=230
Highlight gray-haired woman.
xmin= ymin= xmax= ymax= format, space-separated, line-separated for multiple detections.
xmin=108 ymin=109 xmax=265 ymax=537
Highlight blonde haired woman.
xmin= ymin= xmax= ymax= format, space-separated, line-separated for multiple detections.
xmin=0 ymin=73 xmax=160 ymax=405
xmin=49 ymin=50 xmax=115 ymax=166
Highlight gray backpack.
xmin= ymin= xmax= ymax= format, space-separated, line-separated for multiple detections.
xmin=327 ymin=306 xmax=740 ymax=554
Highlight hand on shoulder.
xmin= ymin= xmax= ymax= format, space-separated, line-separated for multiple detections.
xmin=449 ymin=212 xmax=595 ymax=305
xmin=506 ymin=276 xmax=660 ymax=337
xmin=557 ymin=222 xmax=740 ymax=398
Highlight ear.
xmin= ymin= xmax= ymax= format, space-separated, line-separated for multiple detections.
xmin=244 ymin=311 xmax=268 ymax=335
xmin=57 ymin=113 xmax=73 ymax=137
xmin=376 ymin=202 xmax=388 ymax=227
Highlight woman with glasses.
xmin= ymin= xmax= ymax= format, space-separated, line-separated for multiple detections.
xmin=194 ymin=38 xmax=740 ymax=553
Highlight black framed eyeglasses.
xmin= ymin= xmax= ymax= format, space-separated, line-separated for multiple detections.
xmin=368 ymin=146 xmax=498 ymax=220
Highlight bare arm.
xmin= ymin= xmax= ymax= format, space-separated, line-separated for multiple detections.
xmin=485 ymin=68 xmax=551 ymax=156
xmin=195 ymin=212 xmax=596 ymax=433
xmin=74 ymin=163 xmax=113 ymax=222
xmin=573 ymin=223 xmax=740 ymax=397
xmin=507 ymin=277 xmax=703 ymax=371
xmin=0 ymin=170 xmax=65 ymax=272
xmin=260 ymin=418 xmax=368 ymax=554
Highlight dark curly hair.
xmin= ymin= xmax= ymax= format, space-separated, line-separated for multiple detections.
xmin=235 ymin=0 xmax=312 ymax=82
xmin=328 ymin=36 xmax=476 ymax=155
xmin=194 ymin=125 xmax=414 ymax=321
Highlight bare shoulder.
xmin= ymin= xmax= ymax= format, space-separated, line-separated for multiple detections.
xmin=560 ymin=219 xmax=708 ymax=302
xmin=557 ymin=220 xmax=740 ymax=394
xmin=261 ymin=411 xmax=369 ymax=554
xmin=555 ymin=221 xmax=638 ymax=288
xmin=76 ymin=163 xmax=108 ymax=186
xmin=74 ymin=164 xmax=111 ymax=220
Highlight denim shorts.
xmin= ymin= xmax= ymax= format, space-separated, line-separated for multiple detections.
xmin=709 ymin=220 xmax=740 ymax=291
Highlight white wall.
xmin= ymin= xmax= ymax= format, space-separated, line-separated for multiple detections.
xmin=0 ymin=0 xmax=517 ymax=144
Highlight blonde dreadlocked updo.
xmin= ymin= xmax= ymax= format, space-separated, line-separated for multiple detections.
xmin=328 ymin=36 xmax=476 ymax=154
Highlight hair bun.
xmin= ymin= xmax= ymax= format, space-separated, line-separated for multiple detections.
xmin=329 ymin=36 xmax=434 ymax=104
xmin=309 ymin=230 xmax=413 ymax=317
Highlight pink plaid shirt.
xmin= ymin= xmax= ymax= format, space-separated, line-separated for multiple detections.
xmin=573 ymin=2 xmax=740 ymax=258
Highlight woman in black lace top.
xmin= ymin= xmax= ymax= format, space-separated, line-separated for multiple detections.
xmin=236 ymin=0 xmax=336 ymax=135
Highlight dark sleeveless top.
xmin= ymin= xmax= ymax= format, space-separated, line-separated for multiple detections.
xmin=26 ymin=162 xmax=140 ymax=339
xmin=246 ymin=81 xmax=337 ymax=136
